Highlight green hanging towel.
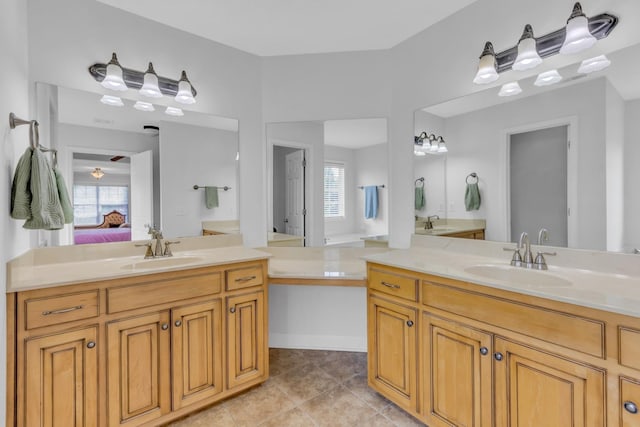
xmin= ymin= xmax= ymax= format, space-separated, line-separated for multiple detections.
xmin=54 ymin=167 xmax=74 ymax=224
xmin=415 ymin=186 xmax=425 ymax=210
xmin=205 ymin=186 xmax=219 ymax=209
xmin=11 ymin=147 xmax=33 ymax=220
xmin=465 ymin=183 xmax=481 ymax=211
xmin=23 ymin=148 xmax=65 ymax=230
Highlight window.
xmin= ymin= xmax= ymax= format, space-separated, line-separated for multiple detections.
xmin=324 ymin=162 xmax=345 ymax=218
xmin=73 ymin=185 xmax=129 ymax=225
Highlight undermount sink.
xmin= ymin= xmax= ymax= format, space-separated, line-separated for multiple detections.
xmin=464 ymin=264 xmax=572 ymax=287
xmin=121 ymin=256 xmax=204 ymax=271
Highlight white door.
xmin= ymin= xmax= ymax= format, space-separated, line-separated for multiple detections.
xmin=285 ymin=150 xmax=305 ymax=239
xmin=130 ymin=150 xmax=154 ymax=241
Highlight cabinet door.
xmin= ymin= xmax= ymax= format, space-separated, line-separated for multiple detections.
xmin=24 ymin=327 xmax=98 ymax=427
xmin=227 ymin=291 xmax=266 ymax=389
xmin=423 ymin=313 xmax=492 ymax=427
xmin=107 ymin=311 xmax=171 ymax=427
xmin=495 ymin=337 xmax=605 ymax=427
xmin=621 ymin=377 xmax=640 ymax=427
xmin=172 ymin=300 xmax=223 ymax=410
xmin=367 ymin=294 xmax=417 ymax=412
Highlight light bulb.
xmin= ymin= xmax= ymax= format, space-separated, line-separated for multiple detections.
xmin=534 ymin=70 xmax=563 ymax=86
xmin=139 ymin=62 xmax=162 ymax=98
xmin=473 ymin=42 xmax=499 ymax=84
xmin=101 ymin=53 xmax=127 ymax=91
xmin=560 ymin=3 xmax=597 ymax=55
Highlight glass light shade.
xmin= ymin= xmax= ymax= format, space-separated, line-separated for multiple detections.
xmin=133 ymin=101 xmax=155 ymax=112
xmin=91 ymin=167 xmax=105 ymax=180
xmin=437 ymin=137 xmax=448 ymax=153
xmin=534 ymin=70 xmax=563 ymax=86
xmin=100 ymin=95 xmax=124 ymax=107
xmin=560 ymin=15 xmax=596 ymax=55
xmin=473 ymin=53 xmax=499 ymax=84
xmin=414 ymin=148 xmax=426 ymax=156
xmin=498 ymin=82 xmax=522 ymax=97
xmin=139 ymin=63 xmax=162 ymax=98
xmin=577 ymin=55 xmax=611 ymax=74
xmin=101 ymin=62 xmax=127 ymax=91
xmin=429 ymin=140 xmax=439 ymax=152
xmin=165 ymin=106 xmax=184 ymax=116
xmin=513 ymin=38 xmax=542 ymax=71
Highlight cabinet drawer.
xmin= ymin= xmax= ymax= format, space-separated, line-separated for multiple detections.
xmin=369 ymin=267 xmax=418 ymax=301
xmin=621 ymin=377 xmax=640 ymax=426
xmin=226 ymin=265 xmax=264 ymax=291
xmin=25 ymin=290 xmax=99 ymax=330
xmin=619 ymin=326 xmax=640 ymax=370
xmin=108 ymin=272 xmax=221 ymax=313
xmin=422 ymin=281 xmax=605 ymax=358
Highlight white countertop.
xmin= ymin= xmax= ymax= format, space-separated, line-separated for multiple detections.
xmin=364 ymin=235 xmax=640 ymax=317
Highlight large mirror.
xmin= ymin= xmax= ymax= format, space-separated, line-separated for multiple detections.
xmin=414 ymin=42 xmax=640 ymax=252
xmin=37 ymin=83 xmax=239 ymax=246
xmin=266 ymin=118 xmax=388 ymax=247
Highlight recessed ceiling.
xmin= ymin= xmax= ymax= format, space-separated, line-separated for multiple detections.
xmin=97 ymin=0 xmax=477 ymax=56
xmin=324 ymin=118 xmax=387 ymax=149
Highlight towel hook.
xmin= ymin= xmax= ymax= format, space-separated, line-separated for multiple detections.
xmin=466 ymin=172 xmax=479 ymax=184
xmin=415 ymin=177 xmax=425 ymax=187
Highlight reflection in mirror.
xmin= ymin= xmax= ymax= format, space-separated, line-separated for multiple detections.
xmin=37 ymin=83 xmax=239 ymax=246
xmin=414 ymin=42 xmax=640 ymax=252
xmin=266 ymin=118 xmax=388 ymax=247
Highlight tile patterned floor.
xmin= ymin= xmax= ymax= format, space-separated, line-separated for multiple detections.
xmin=169 ymin=348 xmax=426 ymax=427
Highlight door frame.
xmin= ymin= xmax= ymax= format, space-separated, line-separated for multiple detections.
xmin=267 ymin=138 xmax=314 ymax=246
xmin=501 ymin=116 xmax=578 ymax=247
xmin=60 ymin=145 xmax=142 ymax=246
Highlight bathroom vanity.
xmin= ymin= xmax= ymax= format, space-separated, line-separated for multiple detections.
xmin=364 ymin=238 xmax=640 ymax=427
xmin=6 ymin=240 xmax=269 ymax=427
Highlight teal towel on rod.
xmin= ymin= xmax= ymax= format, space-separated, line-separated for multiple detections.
xmin=205 ymin=186 xmax=219 ymax=209
xmin=465 ymin=183 xmax=481 ymax=211
xmin=364 ymin=186 xmax=378 ymax=219
xmin=23 ymin=148 xmax=65 ymax=230
xmin=415 ymin=187 xmax=425 ymax=210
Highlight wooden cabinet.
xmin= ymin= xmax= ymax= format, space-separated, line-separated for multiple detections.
xmin=10 ymin=259 xmax=269 ymax=427
xmin=24 ymin=326 xmax=98 ymax=427
xmin=107 ymin=311 xmax=171 ymax=426
xmin=422 ymin=313 xmax=492 ymax=427
xmin=367 ymin=262 xmax=640 ymax=427
xmin=368 ymin=294 xmax=417 ymax=412
xmin=172 ymin=300 xmax=223 ymax=410
xmin=494 ymin=337 xmax=605 ymax=427
xmin=227 ymin=291 xmax=266 ymax=389
xmin=442 ymin=228 xmax=485 ymax=240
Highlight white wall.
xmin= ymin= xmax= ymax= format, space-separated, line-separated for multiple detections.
xmin=624 ymin=99 xmax=640 ymax=252
xmin=266 ymin=122 xmax=324 ymax=246
xmin=324 ymin=145 xmax=357 ymax=237
xmin=1 ymin=0 xmax=30 ymax=420
xmin=27 ymin=0 xmax=266 ymax=246
xmin=159 ymin=121 xmax=238 ymax=238
xmin=605 ymin=80 xmax=625 ymax=252
xmin=414 ymin=111 xmax=447 ymax=218
xmin=354 ymin=143 xmax=389 ymax=236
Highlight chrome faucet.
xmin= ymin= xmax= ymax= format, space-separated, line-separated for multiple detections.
xmin=533 ymin=228 xmax=556 ymax=270
xmin=425 ymin=215 xmax=440 ymax=230
xmin=135 ymin=225 xmax=179 ymax=258
xmin=518 ymin=232 xmax=534 ymax=268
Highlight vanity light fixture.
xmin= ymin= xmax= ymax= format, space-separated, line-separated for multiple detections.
xmin=472 ymin=3 xmax=617 ymax=84
xmin=577 ymin=54 xmax=611 ymax=74
xmin=91 ymin=167 xmax=105 ymax=180
xmin=101 ymin=53 xmax=127 ymax=91
xmin=512 ymin=25 xmax=542 ymax=71
xmin=133 ymin=101 xmax=155 ymax=112
xmin=534 ymin=69 xmax=563 ymax=86
xmin=165 ymin=106 xmax=184 ymax=116
xmin=414 ymin=132 xmax=447 ymax=155
xmin=89 ymin=53 xmax=197 ymax=100
xmin=560 ymin=3 xmax=597 ymax=55
xmin=100 ymin=95 xmax=124 ymax=107
xmin=473 ymin=42 xmax=499 ymax=85
xmin=139 ymin=63 xmax=163 ymax=98
xmin=498 ymin=82 xmax=522 ymax=97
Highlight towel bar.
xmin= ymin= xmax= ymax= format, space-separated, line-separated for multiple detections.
xmin=358 ymin=184 xmax=386 ymax=189
xmin=193 ymin=185 xmax=231 ymax=191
